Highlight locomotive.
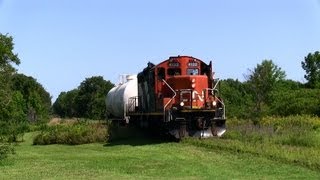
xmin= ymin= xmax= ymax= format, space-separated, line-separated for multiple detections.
xmin=106 ymin=56 xmax=226 ymax=139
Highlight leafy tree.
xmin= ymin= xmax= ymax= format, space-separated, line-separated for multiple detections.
xmin=0 ymin=33 xmax=20 ymax=121
xmin=301 ymin=51 xmax=320 ymax=88
xmin=0 ymin=33 xmax=20 ymax=157
xmin=0 ymin=33 xmax=20 ymax=69
xmin=5 ymin=91 xmax=29 ymax=142
xmin=245 ymin=60 xmax=286 ymax=121
xmin=275 ymin=79 xmax=302 ymax=91
xmin=270 ymin=88 xmax=320 ymax=116
xmin=11 ymin=73 xmax=52 ymax=122
xmin=53 ymin=76 xmax=114 ymax=120
xmin=75 ymin=76 xmax=114 ymax=120
xmin=220 ymin=79 xmax=253 ymax=118
xmin=53 ymin=89 xmax=79 ymax=118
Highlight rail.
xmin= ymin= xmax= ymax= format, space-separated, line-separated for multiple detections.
xmin=162 ymin=79 xmax=176 ymax=122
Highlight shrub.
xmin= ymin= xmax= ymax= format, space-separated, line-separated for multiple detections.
xmin=0 ymin=143 xmax=14 ymax=160
xmin=33 ymin=121 xmax=108 ymax=145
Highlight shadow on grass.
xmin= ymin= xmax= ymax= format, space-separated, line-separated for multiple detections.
xmin=104 ymin=137 xmax=173 ymax=147
xmin=104 ymin=125 xmax=178 ymax=147
xmin=104 ymin=130 xmax=177 ymax=147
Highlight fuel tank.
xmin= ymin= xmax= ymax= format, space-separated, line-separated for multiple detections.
xmin=106 ymin=75 xmax=137 ymax=118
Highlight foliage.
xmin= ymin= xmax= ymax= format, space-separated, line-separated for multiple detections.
xmin=220 ymin=79 xmax=253 ymax=118
xmin=221 ymin=76 xmax=320 ymax=118
xmin=52 ymin=89 xmax=79 ymax=118
xmin=184 ymin=116 xmax=320 ymax=171
xmin=75 ymin=76 xmax=114 ymax=119
xmin=275 ymin=79 xmax=302 ymax=90
xmin=5 ymin=91 xmax=29 ymax=142
xmin=33 ymin=120 xmax=108 ymax=145
xmin=0 ymin=143 xmax=14 ymax=160
xmin=301 ymin=51 xmax=320 ymax=88
xmin=0 ymin=34 xmax=14 ymax=159
xmin=0 ymin=33 xmax=20 ymax=71
xmin=269 ymin=88 xmax=320 ymax=116
xmin=11 ymin=73 xmax=52 ymax=122
xmin=0 ymin=34 xmax=52 ymax=163
xmin=0 ymin=33 xmax=20 ymax=122
xmin=245 ymin=60 xmax=286 ymax=121
xmin=53 ymin=76 xmax=114 ymax=120
xmin=0 ymin=34 xmax=24 ymax=160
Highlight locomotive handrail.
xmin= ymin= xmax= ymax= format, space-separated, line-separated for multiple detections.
xmin=162 ymin=79 xmax=176 ymax=121
xmin=215 ymin=97 xmax=226 ymax=119
xmin=213 ymin=78 xmax=220 ymax=91
xmin=205 ymin=87 xmax=226 ymax=119
xmin=211 ymin=79 xmax=226 ymax=119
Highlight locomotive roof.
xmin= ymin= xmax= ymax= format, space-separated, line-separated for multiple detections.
xmin=156 ymin=55 xmax=208 ymax=67
xmin=148 ymin=56 xmax=208 ymax=68
xmin=138 ymin=55 xmax=212 ymax=77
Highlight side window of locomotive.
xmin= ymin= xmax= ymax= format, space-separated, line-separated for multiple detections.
xmin=187 ymin=68 xmax=199 ymax=75
xmin=167 ymin=68 xmax=181 ymax=76
xmin=157 ymin=67 xmax=165 ymax=79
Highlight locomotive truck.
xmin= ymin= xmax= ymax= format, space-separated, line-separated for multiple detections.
xmin=106 ymin=56 xmax=226 ymax=139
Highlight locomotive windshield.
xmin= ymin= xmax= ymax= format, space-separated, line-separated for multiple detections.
xmin=168 ymin=68 xmax=181 ymax=76
xmin=187 ymin=68 xmax=199 ymax=75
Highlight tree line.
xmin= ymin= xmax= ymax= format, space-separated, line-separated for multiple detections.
xmin=0 ymin=33 xmax=114 ymax=159
xmin=220 ymin=53 xmax=320 ymax=122
xmin=1 ymin=33 xmax=54 ymax=159
xmin=52 ymin=76 xmax=114 ymax=120
xmin=0 ymin=34 xmax=51 ymax=142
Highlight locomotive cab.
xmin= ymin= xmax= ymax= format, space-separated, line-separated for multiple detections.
xmin=151 ymin=56 xmax=226 ymax=138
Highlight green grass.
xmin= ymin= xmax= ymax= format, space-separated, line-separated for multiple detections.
xmin=200 ymin=116 xmax=320 ymax=171
xmin=1 ymin=132 xmax=320 ymax=179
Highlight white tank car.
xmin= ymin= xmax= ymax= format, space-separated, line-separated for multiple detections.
xmin=106 ymin=75 xmax=137 ymax=120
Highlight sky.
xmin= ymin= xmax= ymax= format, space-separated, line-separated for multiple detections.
xmin=1 ymin=0 xmax=320 ymax=101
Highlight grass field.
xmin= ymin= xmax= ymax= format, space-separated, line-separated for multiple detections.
xmin=1 ymin=132 xmax=320 ymax=179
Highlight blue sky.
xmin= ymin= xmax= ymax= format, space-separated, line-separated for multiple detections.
xmin=1 ymin=0 xmax=320 ymax=101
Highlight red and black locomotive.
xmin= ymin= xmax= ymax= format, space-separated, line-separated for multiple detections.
xmin=106 ymin=56 xmax=226 ymax=139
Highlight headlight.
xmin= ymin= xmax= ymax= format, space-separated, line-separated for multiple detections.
xmin=212 ymin=101 xmax=217 ymax=106
xmin=180 ymin=102 xmax=185 ymax=106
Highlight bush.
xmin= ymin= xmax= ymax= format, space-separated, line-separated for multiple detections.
xmin=0 ymin=143 xmax=14 ymax=160
xmin=269 ymin=89 xmax=320 ymax=116
xmin=33 ymin=121 xmax=108 ymax=145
